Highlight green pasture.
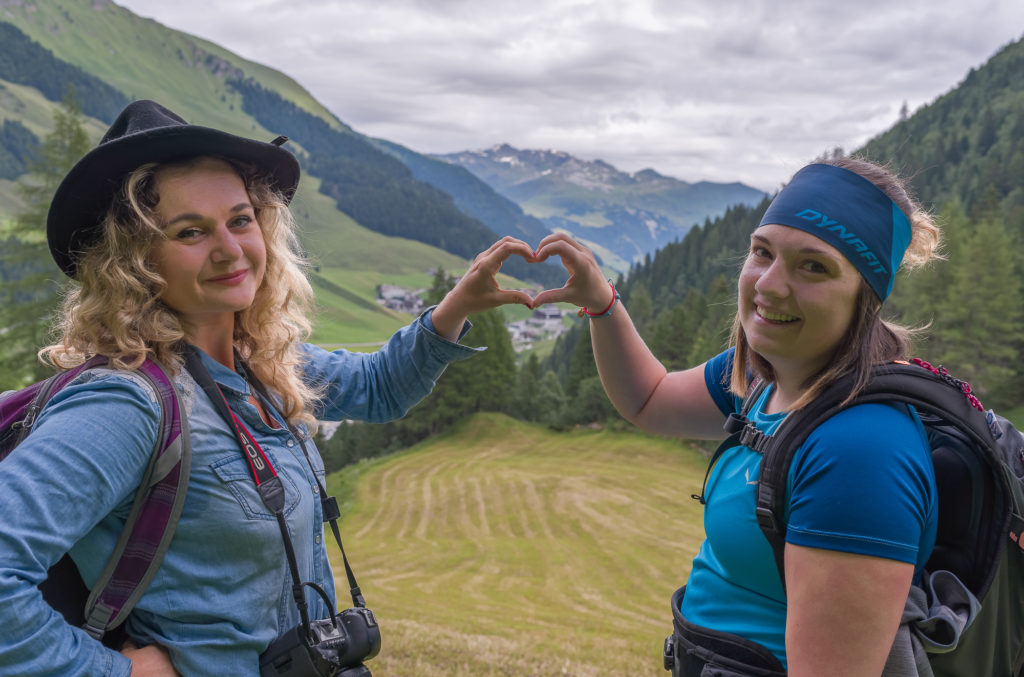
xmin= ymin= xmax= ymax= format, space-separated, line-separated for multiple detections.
xmin=325 ymin=413 xmax=708 ymax=676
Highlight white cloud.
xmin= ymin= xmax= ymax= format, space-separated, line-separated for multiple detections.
xmin=116 ymin=0 xmax=1024 ymax=192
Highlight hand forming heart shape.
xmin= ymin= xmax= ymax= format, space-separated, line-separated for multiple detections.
xmin=431 ymin=233 xmax=614 ymax=340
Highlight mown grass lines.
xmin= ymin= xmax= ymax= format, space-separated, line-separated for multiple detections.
xmin=326 ymin=413 xmax=710 ymax=675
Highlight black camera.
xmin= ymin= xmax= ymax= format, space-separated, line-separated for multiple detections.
xmin=260 ymin=607 xmax=381 ymax=677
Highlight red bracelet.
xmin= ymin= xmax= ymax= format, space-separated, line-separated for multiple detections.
xmin=578 ymin=282 xmax=619 ymax=318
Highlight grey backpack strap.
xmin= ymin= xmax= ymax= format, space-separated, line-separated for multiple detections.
xmin=82 ymin=359 xmax=191 ymax=640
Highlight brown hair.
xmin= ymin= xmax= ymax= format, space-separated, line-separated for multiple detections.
xmin=728 ymin=156 xmax=941 ymax=410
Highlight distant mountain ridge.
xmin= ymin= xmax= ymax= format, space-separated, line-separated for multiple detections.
xmin=373 ymin=139 xmax=553 ymax=246
xmin=440 ymin=144 xmax=766 ymax=272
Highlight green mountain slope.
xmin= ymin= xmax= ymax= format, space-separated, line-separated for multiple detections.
xmin=859 ymin=35 xmax=1024 ymax=236
xmin=0 ymin=0 xmax=544 ymax=344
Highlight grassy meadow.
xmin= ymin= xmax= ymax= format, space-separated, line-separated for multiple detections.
xmin=324 ymin=413 xmax=709 ymax=676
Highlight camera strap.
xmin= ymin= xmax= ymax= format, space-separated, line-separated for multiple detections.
xmin=183 ymin=347 xmax=368 ymax=634
xmin=238 ymin=358 xmax=367 ymax=610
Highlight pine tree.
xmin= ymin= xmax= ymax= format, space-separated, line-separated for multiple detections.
xmin=511 ymin=352 xmax=542 ymax=420
xmin=562 ymin=375 xmax=617 ymax=426
xmin=535 ymin=370 xmax=566 ymax=427
xmin=425 ymin=266 xmax=457 ymax=305
xmin=687 ymin=274 xmax=736 ymax=365
xmin=651 ymin=290 xmax=706 ymax=371
xmin=625 ymin=282 xmax=653 ymax=337
xmin=0 ymin=92 xmax=92 ymax=390
xmin=932 ymin=217 xmax=1023 ymax=406
xmin=563 ymin=321 xmax=597 ymax=399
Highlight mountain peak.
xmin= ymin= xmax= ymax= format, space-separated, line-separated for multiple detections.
xmin=444 ymin=145 xmax=636 ymax=192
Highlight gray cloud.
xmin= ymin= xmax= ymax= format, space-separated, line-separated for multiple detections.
xmin=117 ymin=0 xmax=1024 ymax=192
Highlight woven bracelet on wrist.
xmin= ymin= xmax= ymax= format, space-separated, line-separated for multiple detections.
xmin=578 ymin=282 xmax=619 ymax=318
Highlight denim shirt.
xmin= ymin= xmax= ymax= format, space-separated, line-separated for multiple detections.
xmin=0 ymin=309 xmax=477 ymax=676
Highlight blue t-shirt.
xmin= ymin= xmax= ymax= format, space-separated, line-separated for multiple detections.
xmin=681 ymin=349 xmax=937 ymax=668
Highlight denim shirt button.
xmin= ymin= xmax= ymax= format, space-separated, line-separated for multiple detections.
xmin=286 ymin=438 xmax=295 ymax=447
xmin=315 ymin=534 xmax=321 ymax=544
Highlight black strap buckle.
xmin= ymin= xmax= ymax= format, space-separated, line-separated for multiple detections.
xmin=738 ymin=423 xmax=767 ymax=450
xmin=755 ymin=506 xmax=778 ymax=533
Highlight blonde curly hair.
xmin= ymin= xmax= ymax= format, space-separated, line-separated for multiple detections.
xmin=41 ymin=156 xmax=321 ymax=430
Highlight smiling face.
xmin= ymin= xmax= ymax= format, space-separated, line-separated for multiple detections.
xmin=149 ymin=157 xmax=266 ymax=333
xmin=737 ymin=223 xmax=864 ymax=387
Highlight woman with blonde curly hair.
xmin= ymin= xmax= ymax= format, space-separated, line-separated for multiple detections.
xmin=0 ymin=100 xmax=535 ymax=676
xmin=531 ymin=157 xmax=943 ymax=675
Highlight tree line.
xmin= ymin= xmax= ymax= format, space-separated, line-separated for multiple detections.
xmin=0 ymin=119 xmax=38 ymax=180
xmin=0 ymin=21 xmax=128 ymax=123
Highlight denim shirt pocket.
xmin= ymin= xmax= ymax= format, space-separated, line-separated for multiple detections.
xmin=210 ymin=453 xmax=302 ymax=520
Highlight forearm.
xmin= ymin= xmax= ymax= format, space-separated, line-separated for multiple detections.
xmin=588 ymin=304 xmax=667 ymax=422
xmin=430 ymin=290 xmax=470 ymax=342
xmin=306 ymin=309 xmax=479 ymax=422
xmin=0 ymin=577 xmax=132 ymax=676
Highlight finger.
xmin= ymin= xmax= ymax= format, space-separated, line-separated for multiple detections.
xmin=491 ymin=288 xmax=536 ymax=307
xmin=532 ymin=287 xmax=572 ymax=307
xmin=533 ymin=238 xmax=582 ymax=264
xmin=486 ymin=239 xmax=537 ymax=264
xmin=535 ymin=232 xmax=583 ymax=253
xmin=479 ymin=236 xmax=533 ymax=261
xmin=471 ymin=240 xmax=537 ymax=278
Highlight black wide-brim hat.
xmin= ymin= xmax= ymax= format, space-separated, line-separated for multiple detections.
xmin=47 ymin=99 xmax=301 ymax=278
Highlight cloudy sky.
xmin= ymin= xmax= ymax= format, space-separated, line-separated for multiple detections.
xmin=118 ymin=0 xmax=1024 ymax=193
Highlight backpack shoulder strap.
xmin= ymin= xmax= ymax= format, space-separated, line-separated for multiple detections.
xmin=81 ymin=358 xmax=191 ymax=640
xmin=754 ymin=361 xmax=1001 ymax=595
xmin=692 ymin=378 xmax=770 ymax=505
xmin=1 ymin=356 xmax=108 ymax=457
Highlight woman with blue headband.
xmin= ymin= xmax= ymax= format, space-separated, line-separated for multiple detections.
xmin=533 ymin=157 xmax=942 ymax=676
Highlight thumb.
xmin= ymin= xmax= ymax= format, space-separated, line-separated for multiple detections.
xmin=497 ymin=289 xmax=535 ymax=307
xmin=531 ymin=288 xmax=570 ymax=308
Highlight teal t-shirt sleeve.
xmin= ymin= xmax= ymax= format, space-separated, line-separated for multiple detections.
xmin=785 ymin=402 xmax=937 ymax=566
xmin=704 ymin=348 xmax=741 ymax=417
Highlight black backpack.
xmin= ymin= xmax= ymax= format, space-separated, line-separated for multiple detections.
xmin=718 ymin=359 xmax=1024 ymax=676
xmin=0 ymin=356 xmax=190 ymax=648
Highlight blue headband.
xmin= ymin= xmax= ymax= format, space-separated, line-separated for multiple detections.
xmin=758 ymin=163 xmax=911 ymax=301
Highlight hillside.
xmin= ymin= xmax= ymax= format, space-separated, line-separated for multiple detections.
xmin=441 ymin=144 xmax=766 ymax=273
xmin=0 ymin=0 xmax=557 ymax=345
xmin=326 ymin=413 xmax=709 ymax=676
xmin=859 ymin=34 xmax=1024 ymax=236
